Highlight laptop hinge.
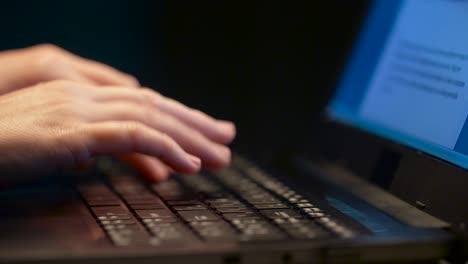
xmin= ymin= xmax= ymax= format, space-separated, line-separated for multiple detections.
xmin=296 ymin=156 xmax=450 ymax=229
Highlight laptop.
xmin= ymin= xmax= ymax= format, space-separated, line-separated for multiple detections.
xmin=0 ymin=0 xmax=465 ymax=263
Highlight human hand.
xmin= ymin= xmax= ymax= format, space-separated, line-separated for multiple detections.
xmin=0 ymin=80 xmax=235 ymax=185
xmin=0 ymin=44 xmax=138 ymax=95
xmin=0 ymin=44 xmax=235 ymax=183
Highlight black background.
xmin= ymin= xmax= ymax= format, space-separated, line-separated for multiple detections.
xmin=0 ymin=0 xmax=369 ymax=160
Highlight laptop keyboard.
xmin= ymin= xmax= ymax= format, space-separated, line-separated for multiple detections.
xmin=78 ymin=157 xmax=355 ymax=247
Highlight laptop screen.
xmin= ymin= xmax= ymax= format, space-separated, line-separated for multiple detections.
xmin=329 ymin=0 xmax=468 ymax=169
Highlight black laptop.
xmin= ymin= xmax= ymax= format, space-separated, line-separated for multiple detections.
xmin=0 ymin=0 xmax=466 ymax=263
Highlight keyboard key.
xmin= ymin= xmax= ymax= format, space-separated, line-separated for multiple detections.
xmin=172 ymin=205 xmax=207 ymax=211
xmin=81 ymin=188 xmax=120 ymax=202
xmin=191 ymin=221 xmax=237 ymax=241
xmin=260 ymin=209 xmax=302 ymax=219
xmin=135 ymin=209 xmax=174 ymax=219
xmin=167 ymin=200 xmax=202 ymax=206
xmin=178 ymin=210 xmax=219 ymax=222
xmin=222 ymin=212 xmax=261 ymax=220
xmin=216 ymin=207 xmax=251 ymax=213
xmin=239 ymin=226 xmax=286 ymax=242
xmin=317 ymin=217 xmax=332 ymax=224
xmin=149 ymin=223 xmax=186 ymax=233
xmin=120 ymin=192 xmax=156 ymax=200
xmin=97 ymin=215 xmax=131 ymax=221
xmin=288 ymin=198 xmax=311 ymax=203
xmin=78 ymin=183 xmax=113 ymax=195
xmin=150 ymin=223 xmax=197 ymax=242
xmin=254 ymin=203 xmax=289 ymax=210
xmin=100 ymin=219 xmax=136 ymax=226
xmin=180 ymin=175 xmax=222 ymax=194
xmin=103 ymin=224 xmax=140 ymax=231
xmin=152 ymin=181 xmax=184 ymax=193
xmin=129 ymin=204 xmax=166 ymax=210
xmin=247 ymin=198 xmax=282 ymax=205
xmin=114 ymin=184 xmax=147 ymax=195
xmin=144 ymin=218 xmax=179 ymax=226
xmin=202 ymin=193 xmax=232 ymax=199
xmin=205 ymin=198 xmax=239 ymax=205
xmin=142 ymin=217 xmax=177 ymax=223
xmin=160 ymin=194 xmax=196 ymax=201
xmin=230 ymin=218 xmax=265 ymax=225
xmin=92 ymin=206 xmax=130 ymax=217
xmin=86 ymin=198 xmax=121 ymax=206
xmin=148 ymin=237 xmax=162 ymax=246
xmin=232 ymin=220 xmax=271 ymax=230
xmin=303 ymin=207 xmax=322 ymax=213
xmin=306 ymin=212 xmax=325 ymax=218
xmin=296 ymin=203 xmax=314 ymax=208
xmin=124 ymin=197 xmax=164 ymax=206
xmin=209 ymin=202 xmax=243 ymax=208
xmin=242 ymin=193 xmax=277 ymax=201
xmin=286 ymin=227 xmax=328 ymax=239
xmin=107 ymin=230 xmax=148 ymax=247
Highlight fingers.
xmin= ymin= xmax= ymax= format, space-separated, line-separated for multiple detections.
xmin=39 ymin=80 xmax=235 ymax=177
xmin=27 ymin=44 xmax=139 ymax=87
xmin=120 ymin=153 xmax=171 ymax=182
xmin=58 ymin=69 xmax=98 ymax=86
xmin=70 ymin=58 xmax=139 ymax=87
xmin=81 ymin=121 xmax=201 ymax=174
xmin=90 ymin=101 xmax=231 ymax=168
xmin=91 ymin=86 xmax=236 ymax=144
xmin=156 ymin=95 xmax=236 ymax=144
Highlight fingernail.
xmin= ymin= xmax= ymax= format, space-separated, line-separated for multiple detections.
xmin=219 ymin=121 xmax=236 ymax=134
xmin=189 ymin=155 xmax=201 ymax=169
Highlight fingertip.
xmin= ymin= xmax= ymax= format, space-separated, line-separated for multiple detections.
xmin=173 ymin=154 xmax=200 ymax=175
xmin=189 ymin=155 xmax=202 ymax=168
xmin=217 ymin=146 xmax=231 ymax=166
xmin=120 ymin=154 xmax=171 ymax=183
xmin=186 ymin=154 xmax=202 ymax=173
xmin=126 ymin=75 xmax=140 ymax=87
xmin=222 ymin=148 xmax=232 ymax=168
xmin=152 ymin=169 xmax=170 ymax=182
xmin=201 ymin=146 xmax=232 ymax=169
xmin=218 ymin=121 xmax=236 ymax=143
xmin=149 ymin=162 xmax=170 ymax=182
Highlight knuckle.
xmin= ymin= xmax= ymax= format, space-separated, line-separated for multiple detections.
xmin=31 ymin=44 xmax=67 ymax=75
xmin=140 ymin=88 xmax=162 ymax=106
xmin=55 ymin=126 xmax=91 ymax=167
xmin=140 ymin=105 xmax=153 ymax=125
xmin=138 ymin=88 xmax=155 ymax=102
xmin=140 ymin=87 xmax=161 ymax=98
xmin=125 ymin=74 xmax=140 ymax=86
xmin=124 ymin=121 xmax=142 ymax=140
xmin=140 ymin=87 xmax=155 ymax=96
xmin=193 ymin=109 xmax=207 ymax=118
xmin=133 ymin=89 xmax=159 ymax=114
xmin=32 ymin=43 xmax=61 ymax=54
xmin=159 ymin=133 xmax=177 ymax=152
xmin=119 ymin=102 xmax=151 ymax=125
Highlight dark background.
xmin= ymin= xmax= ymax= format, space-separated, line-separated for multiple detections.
xmin=0 ymin=0 xmax=369 ymax=160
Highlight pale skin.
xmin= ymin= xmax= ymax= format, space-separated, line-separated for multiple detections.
xmin=0 ymin=44 xmax=236 ymax=185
